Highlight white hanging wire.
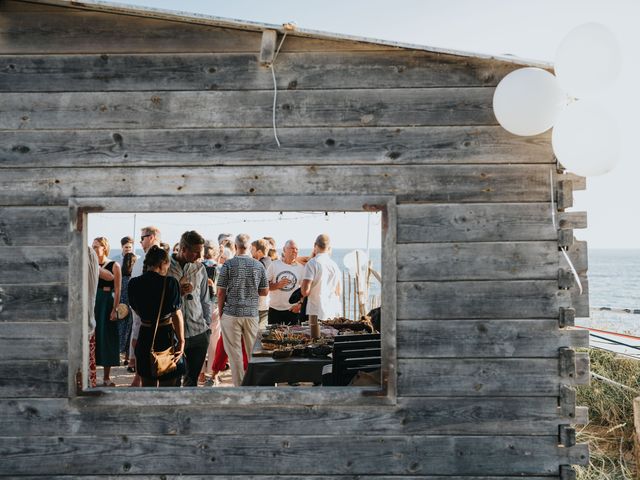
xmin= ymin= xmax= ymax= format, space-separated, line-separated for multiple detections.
xmin=270 ymin=32 xmax=288 ymax=148
xmin=550 ymin=167 xmax=583 ymax=295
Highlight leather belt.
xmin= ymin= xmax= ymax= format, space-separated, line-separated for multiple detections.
xmin=140 ymin=316 xmax=172 ymax=328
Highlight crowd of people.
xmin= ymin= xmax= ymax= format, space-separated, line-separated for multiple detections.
xmin=86 ymin=227 xmax=343 ymax=388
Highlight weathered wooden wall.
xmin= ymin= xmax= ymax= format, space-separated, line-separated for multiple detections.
xmin=0 ymin=0 xmax=588 ymax=477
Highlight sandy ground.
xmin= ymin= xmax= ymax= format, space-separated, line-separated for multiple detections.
xmin=95 ymin=356 xmax=234 ymax=388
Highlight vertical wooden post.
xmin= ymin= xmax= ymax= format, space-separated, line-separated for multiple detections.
xmin=342 ymin=270 xmax=346 ymax=319
xmin=347 ymin=273 xmax=352 ymax=320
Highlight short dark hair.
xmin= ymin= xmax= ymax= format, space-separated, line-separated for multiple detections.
xmin=180 ymin=230 xmax=205 ymax=250
xmin=120 ymin=236 xmax=133 ymax=246
xmin=143 ymin=245 xmax=169 ymax=270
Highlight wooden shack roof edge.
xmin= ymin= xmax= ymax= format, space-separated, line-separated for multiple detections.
xmin=20 ymin=0 xmax=552 ymax=68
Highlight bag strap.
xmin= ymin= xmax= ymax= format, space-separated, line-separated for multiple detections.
xmin=151 ymin=276 xmax=168 ymax=354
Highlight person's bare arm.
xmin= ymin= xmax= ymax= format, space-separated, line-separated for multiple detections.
xmin=300 ymin=279 xmax=312 ymax=298
xmin=217 ymin=287 xmax=226 ymax=318
xmin=110 ymin=262 xmax=122 ymax=321
xmin=258 ymin=287 xmax=269 ymax=297
xmin=99 ymin=268 xmax=114 ymax=281
xmin=171 ymin=309 xmax=185 ymax=361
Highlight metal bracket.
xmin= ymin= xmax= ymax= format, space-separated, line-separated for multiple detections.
xmin=260 ymin=30 xmax=277 ymax=66
xmin=558 ymin=268 xmax=574 ymax=289
xmin=559 ymin=385 xmax=576 ymax=418
xmin=559 ymin=307 xmax=576 ymax=328
xmin=559 ymin=347 xmax=576 ymax=380
xmin=559 ymin=425 xmax=576 ymax=447
xmin=560 ymin=465 xmax=577 ymax=480
xmin=558 ymin=229 xmax=574 ymax=248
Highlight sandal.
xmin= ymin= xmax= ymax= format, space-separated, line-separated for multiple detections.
xmin=103 ymin=379 xmax=116 ymax=387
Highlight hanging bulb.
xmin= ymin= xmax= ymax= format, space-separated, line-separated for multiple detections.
xmin=325 ymin=211 xmax=329 ymax=222
xmin=279 ymin=211 xmax=283 ymax=221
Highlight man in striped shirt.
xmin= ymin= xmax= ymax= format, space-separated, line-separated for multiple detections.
xmin=217 ymin=233 xmax=269 ymax=386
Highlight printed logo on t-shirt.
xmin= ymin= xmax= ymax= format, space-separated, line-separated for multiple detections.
xmin=276 ymin=270 xmax=298 ymax=291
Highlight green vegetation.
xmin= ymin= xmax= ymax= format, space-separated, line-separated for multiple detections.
xmin=576 ymin=349 xmax=640 ymax=479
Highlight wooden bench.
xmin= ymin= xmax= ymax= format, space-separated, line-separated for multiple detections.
xmin=323 ymin=333 xmax=381 ymax=386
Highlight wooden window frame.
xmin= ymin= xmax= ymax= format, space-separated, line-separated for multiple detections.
xmin=68 ymin=195 xmax=397 ymax=406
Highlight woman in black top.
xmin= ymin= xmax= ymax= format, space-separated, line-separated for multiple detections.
xmin=128 ymin=246 xmax=185 ymax=387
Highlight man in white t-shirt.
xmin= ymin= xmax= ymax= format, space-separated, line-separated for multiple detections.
xmin=300 ymin=234 xmax=342 ymax=338
xmin=267 ymin=239 xmax=305 ymax=325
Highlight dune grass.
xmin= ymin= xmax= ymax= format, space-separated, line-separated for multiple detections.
xmin=575 ymin=349 xmax=640 ymax=479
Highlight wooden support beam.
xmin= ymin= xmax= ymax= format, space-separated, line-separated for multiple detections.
xmin=559 ymin=385 xmax=577 ymax=419
xmin=556 ymin=180 xmax=574 ymax=209
xmin=259 ymin=30 xmax=277 ymax=65
xmin=558 ymin=229 xmax=574 ymax=248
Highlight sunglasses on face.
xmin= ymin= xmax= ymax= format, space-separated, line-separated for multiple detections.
xmin=140 ymin=234 xmax=151 ymax=241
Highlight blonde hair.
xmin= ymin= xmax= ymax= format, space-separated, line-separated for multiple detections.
xmin=93 ymin=236 xmax=110 ymax=256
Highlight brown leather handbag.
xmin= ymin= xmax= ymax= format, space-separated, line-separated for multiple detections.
xmin=150 ymin=277 xmax=177 ymax=378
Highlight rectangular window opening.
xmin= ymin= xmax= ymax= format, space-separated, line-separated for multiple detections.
xmin=71 ymin=197 xmax=396 ymax=405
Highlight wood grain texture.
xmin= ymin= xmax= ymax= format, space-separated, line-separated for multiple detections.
xmin=0 ymin=322 xmax=68 ymax=360
xmin=0 ymin=360 xmax=68 ymax=397
xmin=398 ymin=358 xmax=585 ymax=396
xmin=0 ymin=284 xmax=67 ymax=322
xmin=397 ymin=203 xmax=559 ymax=243
xmin=0 ymin=396 xmax=580 ymax=437
xmin=398 ymin=280 xmax=570 ymax=319
xmin=0 ymin=127 xmax=551 ymax=168
xmin=0 ymin=11 xmax=393 ymax=54
xmin=0 ymin=246 xmax=68 ymax=283
xmin=0 ymin=88 xmax=497 ymax=129
xmin=0 ymin=51 xmax=519 ymax=91
xmin=397 ymin=320 xmax=589 ymax=358
xmin=0 ymin=207 xmax=69 ymax=246
xmin=0 ymin=434 xmax=587 ymax=475
xmin=397 ymin=241 xmax=558 ymax=281
xmin=0 ymin=164 xmax=555 ymax=206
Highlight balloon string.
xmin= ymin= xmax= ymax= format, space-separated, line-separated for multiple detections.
xmin=562 ymin=246 xmax=584 ymax=295
xmin=551 ymin=167 xmax=583 ymax=295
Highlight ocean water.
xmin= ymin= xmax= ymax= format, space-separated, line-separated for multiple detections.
xmin=579 ymin=249 xmax=640 ymax=336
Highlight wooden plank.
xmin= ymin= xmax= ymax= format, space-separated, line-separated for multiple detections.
xmin=398 ymin=358 xmax=585 ymax=396
xmin=397 ymin=319 xmax=589 ymax=358
xmin=398 ymin=280 xmax=570 ymax=320
xmin=0 ymin=434 xmax=587 ymax=475
xmin=0 ymin=246 xmax=68 ymax=283
xmin=0 ymin=51 xmax=522 ymax=91
xmin=0 ymin=126 xmax=552 ymax=168
xmin=0 ymin=477 xmax=562 ymax=480
xmin=0 ymin=164 xmax=555 ymax=206
xmin=0 ymin=284 xmax=67 ymax=322
xmin=0 ymin=207 xmax=68 ymax=246
xmin=0 ymin=322 xmax=67 ymax=360
xmin=0 ymin=360 xmax=68 ymax=397
xmin=0 ymin=396 xmax=580 ymax=437
xmin=558 ymin=211 xmax=587 ymax=230
xmin=0 ymin=88 xmax=497 ymax=129
xmin=571 ymin=274 xmax=589 ymax=318
xmin=259 ymin=30 xmax=277 ymax=65
xmin=0 ymin=12 xmax=392 ymax=54
xmin=397 ymin=203 xmax=558 ymax=243
xmin=0 ymin=0 xmax=67 ymax=11
xmin=397 ymin=241 xmax=558 ymax=281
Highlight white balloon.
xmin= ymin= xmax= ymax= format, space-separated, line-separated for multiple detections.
xmin=552 ymin=100 xmax=619 ymax=177
xmin=555 ymin=23 xmax=621 ymax=98
xmin=493 ymin=67 xmax=566 ymax=136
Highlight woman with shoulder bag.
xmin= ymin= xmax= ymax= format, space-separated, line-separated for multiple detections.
xmin=128 ymin=245 xmax=185 ymax=387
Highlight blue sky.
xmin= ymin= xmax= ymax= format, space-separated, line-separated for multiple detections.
xmin=113 ymin=0 xmax=639 ymax=249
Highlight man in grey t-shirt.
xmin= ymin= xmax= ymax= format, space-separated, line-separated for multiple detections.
xmin=217 ymin=234 xmax=268 ymax=386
